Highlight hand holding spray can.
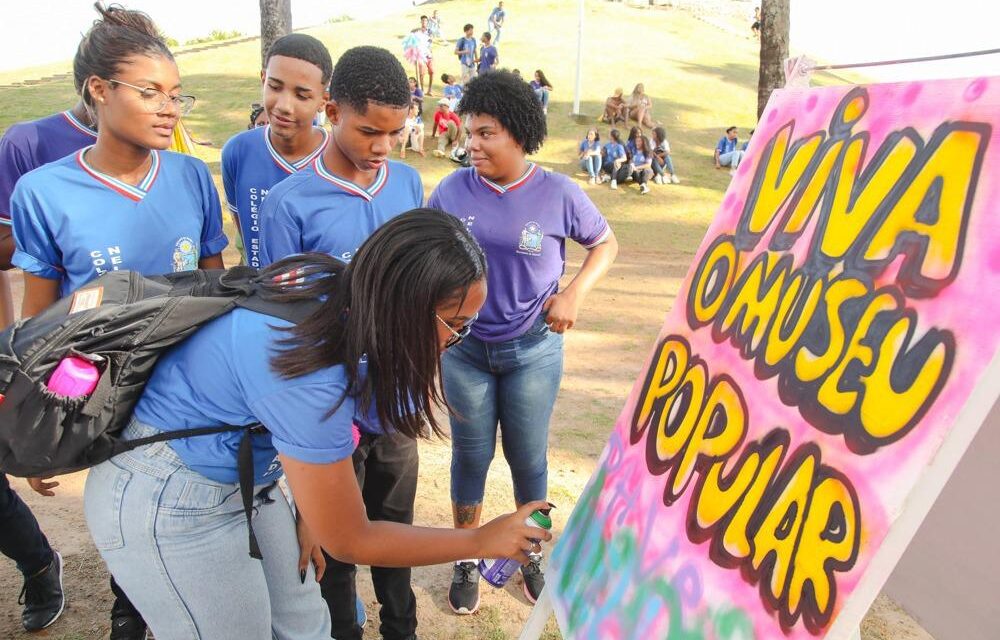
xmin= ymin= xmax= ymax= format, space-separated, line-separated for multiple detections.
xmin=478 ymin=508 xmax=552 ymax=587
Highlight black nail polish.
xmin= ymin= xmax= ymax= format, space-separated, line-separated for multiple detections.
xmin=300 ymin=569 xmax=306 ymax=584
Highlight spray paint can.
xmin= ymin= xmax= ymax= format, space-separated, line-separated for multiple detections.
xmin=478 ymin=508 xmax=552 ymax=588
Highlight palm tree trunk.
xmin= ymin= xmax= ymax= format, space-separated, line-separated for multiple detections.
xmin=260 ymin=0 xmax=293 ymax=68
xmin=757 ymin=0 xmax=790 ymax=119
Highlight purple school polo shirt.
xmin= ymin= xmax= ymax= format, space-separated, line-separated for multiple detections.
xmin=428 ymin=164 xmax=611 ymax=342
xmin=0 ymin=110 xmax=97 ymax=222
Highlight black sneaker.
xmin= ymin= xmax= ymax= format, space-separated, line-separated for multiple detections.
xmin=109 ymin=613 xmax=148 ymax=640
xmin=447 ymin=561 xmax=480 ymax=615
xmin=521 ymin=554 xmax=545 ymax=604
xmin=110 ymin=594 xmax=149 ymax=640
xmin=19 ymin=551 xmax=65 ymax=632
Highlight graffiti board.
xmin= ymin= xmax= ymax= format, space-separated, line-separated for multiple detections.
xmin=548 ymin=77 xmax=1000 ymax=639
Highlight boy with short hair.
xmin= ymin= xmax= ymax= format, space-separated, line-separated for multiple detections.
xmin=454 ymin=24 xmax=477 ymax=84
xmin=477 ymin=32 xmax=499 ymax=75
xmin=258 ymin=46 xmax=422 ymax=640
xmin=714 ymin=125 xmax=745 ymax=176
xmin=221 ymin=33 xmax=332 ymax=268
xmin=488 ymin=1 xmax=506 ymax=44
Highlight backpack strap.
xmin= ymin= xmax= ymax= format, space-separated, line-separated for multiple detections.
xmin=236 ymin=296 xmax=323 ymax=325
xmin=238 ymin=425 xmax=269 ymax=560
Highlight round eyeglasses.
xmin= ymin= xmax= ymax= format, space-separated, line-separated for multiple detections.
xmin=105 ymin=78 xmax=196 ymax=116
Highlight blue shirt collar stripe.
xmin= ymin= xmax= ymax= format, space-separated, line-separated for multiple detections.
xmin=264 ymin=126 xmax=329 ymax=174
xmin=313 ymin=156 xmax=388 ymax=202
xmin=477 ymin=162 xmax=538 ymax=194
xmin=76 ymin=147 xmax=160 ymax=201
xmin=61 ymin=111 xmax=97 ymax=138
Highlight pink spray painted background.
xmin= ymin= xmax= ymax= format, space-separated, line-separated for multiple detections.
xmin=548 ymin=77 xmax=1000 ymax=639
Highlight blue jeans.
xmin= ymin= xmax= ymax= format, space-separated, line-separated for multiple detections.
xmin=84 ymin=419 xmax=330 ymax=640
xmin=534 ymin=87 xmax=550 ymax=110
xmin=653 ymin=154 xmax=675 ymax=176
xmin=580 ymin=155 xmax=600 ymax=178
xmin=719 ymin=150 xmax=745 ymax=169
xmin=443 ymin=315 xmax=563 ymax=506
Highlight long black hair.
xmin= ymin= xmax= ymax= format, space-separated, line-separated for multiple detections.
xmin=73 ymin=3 xmax=172 ymax=109
xmin=259 ymin=208 xmax=487 ymax=439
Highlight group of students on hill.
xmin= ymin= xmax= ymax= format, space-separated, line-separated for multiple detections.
xmin=578 ymin=125 xmax=680 ymax=194
xmin=407 ymin=2 xmax=507 ymax=98
xmin=0 ymin=4 xmax=618 ymax=640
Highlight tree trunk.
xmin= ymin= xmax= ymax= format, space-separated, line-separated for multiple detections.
xmin=757 ymin=0 xmax=790 ymax=119
xmin=260 ymin=0 xmax=293 ymax=69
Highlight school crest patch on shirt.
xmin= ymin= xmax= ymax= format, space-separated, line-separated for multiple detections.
xmin=518 ymin=221 xmax=543 ymax=255
xmin=172 ymin=237 xmax=198 ymax=272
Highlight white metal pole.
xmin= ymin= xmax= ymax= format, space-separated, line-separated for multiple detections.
xmin=572 ymin=0 xmax=584 ymax=115
xmin=518 ymin=588 xmax=554 ymax=640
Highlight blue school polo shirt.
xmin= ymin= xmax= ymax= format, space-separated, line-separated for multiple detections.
xmin=716 ymin=135 xmax=738 ymax=155
xmin=478 ymin=45 xmax=498 ymax=73
xmin=603 ymin=142 xmax=626 ymax=161
xmin=0 ymin=110 xmax=97 ymax=222
xmin=456 ymin=36 xmax=478 ymax=67
xmin=221 ymin=125 xmax=328 ymax=268
xmin=428 ymin=164 xmax=611 ymax=342
xmin=258 ymin=157 xmax=423 ymax=266
xmin=134 ymin=308 xmax=374 ymax=484
xmin=11 ymin=148 xmax=228 ymax=296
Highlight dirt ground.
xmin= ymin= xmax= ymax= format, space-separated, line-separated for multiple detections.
xmin=0 ymin=243 xmax=936 ymax=640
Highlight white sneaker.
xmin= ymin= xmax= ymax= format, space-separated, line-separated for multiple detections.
xmin=600 ymin=174 xmax=609 ymax=183
xmin=729 ymin=168 xmax=737 ymax=177
xmin=670 ymin=174 xmax=680 ymax=184
xmin=654 ymin=175 xmax=663 ymax=185
xmin=588 ymin=177 xmax=596 ymax=185
xmin=610 ymin=179 xmax=617 ymax=190
xmin=640 ymin=183 xmax=650 ymax=195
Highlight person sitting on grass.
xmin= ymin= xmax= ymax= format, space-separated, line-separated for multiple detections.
xmin=441 ymin=73 xmax=463 ymax=109
xmin=651 ymin=126 xmax=680 ymax=184
xmin=601 ymin=87 xmax=627 ymax=125
xmin=432 ymin=99 xmax=463 ymax=158
xmin=530 ymin=70 xmax=553 ymax=115
xmin=628 ymin=132 xmax=655 ymax=195
xmin=714 ymin=125 xmax=745 ymax=175
xmin=627 ymin=83 xmax=656 ymax=129
xmin=400 ymin=101 xmax=425 ymax=159
xmin=602 ymin=128 xmax=629 ymax=190
xmin=578 ymin=128 xmax=602 ymax=185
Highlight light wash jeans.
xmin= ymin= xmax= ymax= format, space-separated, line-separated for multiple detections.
xmin=653 ymin=154 xmax=676 ymax=176
xmin=719 ymin=149 xmax=745 ymax=169
xmin=443 ymin=315 xmax=563 ymax=506
xmin=84 ymin=419 xmax=330 ymax=640
xmin=580 ymin=155 xmax=601 ymax=178
xmin=534 ymin=87 xmax=550 ymax=110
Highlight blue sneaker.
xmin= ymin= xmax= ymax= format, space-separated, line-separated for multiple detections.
xmin=355 ymin=595 xmax=367 ymax=629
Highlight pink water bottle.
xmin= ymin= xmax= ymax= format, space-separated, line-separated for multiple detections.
xmin=46 ymin=355 xmax=101 ymax=398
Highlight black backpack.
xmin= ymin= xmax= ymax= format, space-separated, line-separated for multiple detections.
xmin=0 ymin=266 xmax=319 ymax=557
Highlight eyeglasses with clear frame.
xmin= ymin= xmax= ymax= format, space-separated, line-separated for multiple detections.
xmin=436 ymin=312 xmax=478 ymax=350
xmin=104 ymin=78 xmax=196 ymax=116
